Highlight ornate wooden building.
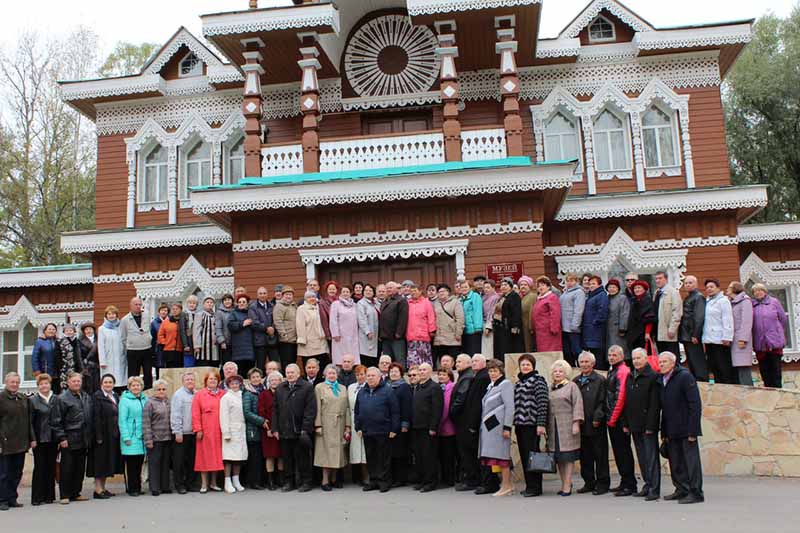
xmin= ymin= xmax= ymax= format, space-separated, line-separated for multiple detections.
xmin=2 ymin=0 xmax=799 ymax=386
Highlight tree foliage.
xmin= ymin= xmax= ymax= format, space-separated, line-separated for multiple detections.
xmin=98 ymin=42 xmax=159 ymax=77
xmin=725 ymin=7 xmax=800 ymax=223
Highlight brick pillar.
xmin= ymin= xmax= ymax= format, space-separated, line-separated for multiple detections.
xmin=496 ymin=18 xmax=523 ymax=157
xmin=435 ymin=20 xmax=461 ymax=162
xmin=298 ymin=32 xmax=321 ymax=173
xmin=241 ymin=38 xmax=265 ymax=178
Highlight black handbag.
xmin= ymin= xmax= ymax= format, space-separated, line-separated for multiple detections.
xmin=526 ymin=450 xmax=556 ymax=474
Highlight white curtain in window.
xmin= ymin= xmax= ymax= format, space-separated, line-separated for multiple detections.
xmin=182 ymin=141 xmax=212 ymax=199
xmin=544 ymin=113 xmax=580 ymax=166
xmin=642 ymin=106 xmax=677 ymax=168
xmin=142 ymin=144 xmax=168 ymax=203
xmin=593 ymin=110 xmax=629 ymax=172
xmin=227 ymin=137 xmax=245 ymax=185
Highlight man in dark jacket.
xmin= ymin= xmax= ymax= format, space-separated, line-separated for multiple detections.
xmin=679 ymin=275 xmax=708 ymax=382
xmin=658 ymin=351 xmax=704 ymax=504
xmin=337 ymin=354 xmax=357 ymax=389
xmin=411 ymin=363 xmax=443 ymax=492
xmin=249 ymin=287 xmax=277 ymax=371
xmin=272 ymin=364 xmax=317 ymax=493
xmin=50 ymin=372 xmax=93 ymax=504
xmin=0 ymin=372 xmax=35 ymax=511
xmin=463 ymin=355 xmax=497 ymax=494
xmin=606 ymin=345 xmax=637 ymax=496
xmin=449 ymin=354 xmax=476 ymax=491
xmin=624 ymin=348 xmax=662 ymax=501
xmin=380 ymin=282 xmax=409 ymax=366
xmin=355 ymin=367 xmax=400 ymax=493
xmin=574 ymin=352 xmax=610 ymax=495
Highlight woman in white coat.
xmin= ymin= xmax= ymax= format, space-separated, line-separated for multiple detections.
xmin=357 ymin=285 xmax=381 ymax=367
xmin=347 ymin=365 xmax=368 ymax=484
xmin=97 ymin=305 xmax=126 ymax=391
xmin=220 ymin=374 xmax=248 ymax=493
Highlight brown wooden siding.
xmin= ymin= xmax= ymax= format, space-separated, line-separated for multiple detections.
xmin=96 ymin=135 xmax=129 ymax=230
xmin=92 ymin=281 xmax=136 ymax=325
xmin=465 ymin=232 xmax=544 ymax=281
xmin=233 ymin=248 xmax=307 ymax=297
xmin=0 ymin=285 xmax=93 ymax=308
xmin=92 ymin=246 xmax=232 ymax=278
xmin=678 ymin=86 xmax=731 ymax=188
xmin=686 ymin=244 xmax=742 ymax=289
xmin=265 ymin=117 xmax=302 ymax=144
xmin=739 ymin=241 xmax=800 ymax=263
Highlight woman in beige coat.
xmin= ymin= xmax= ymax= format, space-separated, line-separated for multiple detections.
xmin=296 ymin=291 xmax=328 ymax=362
xmin=547 ymin=359 xmax=584 ymax=497
xmin=314 ymin=365 xmax=351 ymax=491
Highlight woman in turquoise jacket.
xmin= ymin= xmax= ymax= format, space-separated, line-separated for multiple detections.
xmin=118 ymin=376 xmax=148 ymax=496
xmin=459 ymin=281 xmax=485 ymax=356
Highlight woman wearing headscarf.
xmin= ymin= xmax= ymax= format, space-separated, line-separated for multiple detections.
xmin=78 ymin=323 xmax=100 ymax=394
xmin=193 ymin=296 xmax=219 ymax=365
xmin=220 ymin=374 xmax=248 ymax=493
xmin=518 ymin=276 xmax=537 ymax=352
xmin=314 ymin=364 xmax=351 ymax=491
xmin=57 ymin=324 xmax=83 ymax=396
xmin=493 ymin=278 xmax=524 ymax=362
xmin=258 ymin=370 xmax=284 ymax=490
xmin=347 ymin=365 xmax=369 ymax=485
xmin=90 ymin=374 xmax=123 ymax=499
xmin=97 ymin=306 xmax=126 ymax=393
xmin=357 ymin=285 xmax=381 ymax=368
xmin=330 ymin=286 xmax=360 ymax=366
xmin=243 ymin=368 xmax=267 ymax=490
xmin=626 ymin=281 xmax=656 ymax=352
xmin=192 ymin=369 xmax=226 ymax=493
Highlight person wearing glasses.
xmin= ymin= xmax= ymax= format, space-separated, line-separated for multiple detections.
xmin=624 ymin=274 xmax=639 ymax=301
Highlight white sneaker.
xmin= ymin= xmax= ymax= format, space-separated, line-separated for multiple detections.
xmin=224 ymin=478 xmax=236 ymax=494
xmin=232 ymin=476 xmax=245 ymax=492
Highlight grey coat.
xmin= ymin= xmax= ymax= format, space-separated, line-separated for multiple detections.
xmin=356 ymin=297 xmax=380 ymax=357
xmin=142 ymin=395 xmax=171 ymax=445
xmin=214 ymin=305 xmax=234 ymax=347
xmin=478 ymin=378 xmax=514 ymax=461
xmin=560 ymin=286 xmax=586 ymax=333
xmin=607 ymin=292 xmax=631 ymax=357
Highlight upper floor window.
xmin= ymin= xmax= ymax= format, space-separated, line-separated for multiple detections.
xmin=226 ymin=136 xmax=245 ymax=185
xmin=1 ymin=323 xmax=37 ymax=384
xmin=588 ymin=16 xmax=616 ymax=43
xmin=642 ymin=105 xmax=679 ymax=169
xmin=180 ymin=140 xmax=212 ymax=200
xmin=140 ymin=144 xmax=168 ymax=204
xmin=544 ymin=112 xmax=581 ymax=169
xmin=179 ymin=52 xmax=203 ymax=78
xmin=593 ymin=109 xmax=631 ymax=173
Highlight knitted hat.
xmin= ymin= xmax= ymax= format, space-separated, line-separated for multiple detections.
xmin=518 ymin=275 xmax=534 ymax=287
xmin=631 ymin=280 xmax=650 ymax=293
xmin=605 ymin=279 xmax=621 ymax=291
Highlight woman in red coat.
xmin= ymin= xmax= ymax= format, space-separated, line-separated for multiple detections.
xmin=258 ymin=370 xmax=283 ymax=490
xmin=532 ymin=276 xmax=562 ymax=353
xmin=192 ymin=369 xmax=226 ymax=493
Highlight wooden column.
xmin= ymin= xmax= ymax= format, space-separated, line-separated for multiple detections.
xmin=241 ymin=38 xmax=265 ymax=178
xmin=298 ymin=32 xmax=321 ymax=173
xmin=495 ymin=17 xmax=523 ymax=157
xmin=435 ymin=20 xmax=461 ymax=162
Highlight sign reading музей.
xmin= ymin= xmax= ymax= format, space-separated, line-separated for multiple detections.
xmin=486 ymin=262 xmax=525 ymax=284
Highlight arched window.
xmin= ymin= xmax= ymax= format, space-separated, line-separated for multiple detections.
xmin=140 ymin=144 xmax=168 ymax=204
xmin=181 ymin=140 xmax=212 ymax=200
xmin=588 ymin=16 xmax=615 ymax=43
xmin=544 ymin=112 xmax=580 ymax=165
xmin=226 ymin=136 xmax=245 ymax=185
xmin=642 ymin=105 xmax=679 ymax=169
xmin=179 ymin=52 xmax=202 ymax=78
xmin=593 ymin=109 xmax=631 ymax=173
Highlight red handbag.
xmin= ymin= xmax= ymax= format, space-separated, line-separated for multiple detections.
xmin=645 ymin=337 xmax=660 ymax=372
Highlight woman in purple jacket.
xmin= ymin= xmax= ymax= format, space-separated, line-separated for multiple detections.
xmin=751 ymin=283 xmax=788 ymax=389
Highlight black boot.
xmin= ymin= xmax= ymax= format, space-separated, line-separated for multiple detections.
xmin=266 ymin=472 xmax=276 ymax=491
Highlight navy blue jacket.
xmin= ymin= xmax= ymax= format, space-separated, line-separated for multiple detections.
xmin=248 ymin=300 xmax=274 ymax=348
xmin=582 ymin=287 xmax=609 ymax=349
xmin=354 ymin=380 xmax=400 ymax=436
xmin=32 ymin=337 xmax=59 ymax=375
xmin=658 ymin=365 xmax=702 ymax=439
xmin=388 ymin=379 xmax=413 ymax=430
xmin=228 ymin=308 xmax=256 ymax=362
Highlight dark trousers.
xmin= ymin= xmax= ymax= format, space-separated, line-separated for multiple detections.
xmin=683 ymin=342 xmax=709 ymax=382
xmin=758 ymin=351 xmax=783 ymax=388
xmin=234 ymin=359 xmax=256 ymax=375
xmin=586 ymin=346 xmax=608 ymax=371
xmin=164 ymin=350 xmax=182 ymax=369
xmin=608 ymin=425 xmax=636 ymax=491
xmin=147 ymin=441 xmax=171 ymax=493
xmin=461 ymin=332 xmax=482 ymax=356
xmin=632 ymin=432 xmax=660 ymax=496
xmin=219 ymin=346 xmax=232 ymax=369
xmin=0 ymin=452 xmax=26 ymax=505
xmin=706 ymin=343 xmax=735 ymax=384
xmin=280 ymin=438 xmax=312 ymax=488
xmin=579 ymin=429 xmax=610 ymax=491
xmin=172 ymin=435 xmax=196 ymax=491
xmin=438 ymin=435 xmax=457 ymax=486
xmin=562 ymin=332 xmax=582 ymax=366
xmin=278 ymin=343 xmax=297 ymax=373
xmin=480 ymin=465 xmax=500 ymax=491
xmin=254 ymin=346 xmax=268 ymax=373
xmin=32 ymin=442 xmax=57 ymax=504
xmin=364 ymin=435 xmax=391 ymax=490
xmin=361 ymin=355 xmax=378 ymax=368
xmin=123 ymin=454 xmax=144 ymax=494
xmin=127 ymin=348 xmax=153 ymax=390
xmin=667 ymin=438 xmax=703 ymax=498
xmin=515 ymin=426 xmax=543 ymax=494
xmin=455 ymin=426 xmax=480 ymax=486
xmin=656 ymin=340 xmax=681 ymax=356
xmin=59 ymin=447 xmax=87 ymax=500
xmin=411 ymin=429 xmax=438 ymax=488
xmin=246 ymin=441 xmax=264 ymax=487
xmin=381 ymin=338 xmax=407 ymax=368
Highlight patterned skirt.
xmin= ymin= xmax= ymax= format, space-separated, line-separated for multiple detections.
xmin=406 ymin=340 xmax=432 ymax=368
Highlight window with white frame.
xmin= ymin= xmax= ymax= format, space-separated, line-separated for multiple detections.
xmin=642 ymin=105 xmax=679 ymax=169
xmin=593 ymin=109 xmax=631 ymax=173
xmin=225 ymin=135 xmax=245 ymax=185
xmin=544 ymin=112 xmax=582 ymax=172
xmin=179 ymin=52 xmax=203 ymax=78
xmin=180 ymin=140 xmax=212 ymax=200
xmin=140 ymin=144 xmax=169 ymax=204
xmin=1 ymin=323 xmax=37 ymax=384
xmin=588 ymin=16 xmax=615 ymax=43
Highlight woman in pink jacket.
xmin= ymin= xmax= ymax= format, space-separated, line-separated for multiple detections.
xmin=532 ymin=276 xmax=562 ymax=352
xmin=406 ymin=283 xmax=437 ymax=368
xmin=437 ymin=368 xmax=457 ymax=487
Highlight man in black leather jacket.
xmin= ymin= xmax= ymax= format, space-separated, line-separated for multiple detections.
xmin=272 ymin=364 xmax=317 ymax=493
xmin=50 ymin=372 xmax=92 ymax=504
xmin=679 ymin=275 xmax=708 ymax=381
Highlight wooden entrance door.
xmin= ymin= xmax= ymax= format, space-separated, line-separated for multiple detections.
xmin=318 ymin=256 xmax=456 ymax=289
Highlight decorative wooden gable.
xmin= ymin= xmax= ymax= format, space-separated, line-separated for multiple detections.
xmin=559 ymin=0 xmax=654 ymax=45
xmin=141 ymin=27 xmax=227 ymax=80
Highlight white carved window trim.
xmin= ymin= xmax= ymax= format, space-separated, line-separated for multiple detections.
xmin=179 ymin=52 xmax=203 ymax=78
xmin=138 ymin=140 xmax=169 ymax=211
xmin=588 ymin=15 xmax=616 ymax=43
xmin=543 ymin=111 xmax=583 ymax=179
xmin=0 ymin=322 xmax=38 ymax=387
xmin=224 ymin=132 xmax=245 ymax=185
xmin=641 ymin=103 xmax=681 ymax=176
xmin=592 ymin=107 xmax=633 ymax=180
xmin=179 ymin=136 xmax=212 ymax=205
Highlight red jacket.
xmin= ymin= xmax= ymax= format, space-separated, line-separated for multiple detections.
xmin=406 ymin=297 xmax=436 ymax=342
xmin=606 ymin=361 xmax=630 ymax=428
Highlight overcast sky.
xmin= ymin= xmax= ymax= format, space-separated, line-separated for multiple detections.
xmin=0 ymin=0 xmax=796 ymax=60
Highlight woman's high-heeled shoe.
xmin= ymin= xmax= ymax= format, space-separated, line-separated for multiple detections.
xmin=493 ymin=487 xmax=515 ymax=497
